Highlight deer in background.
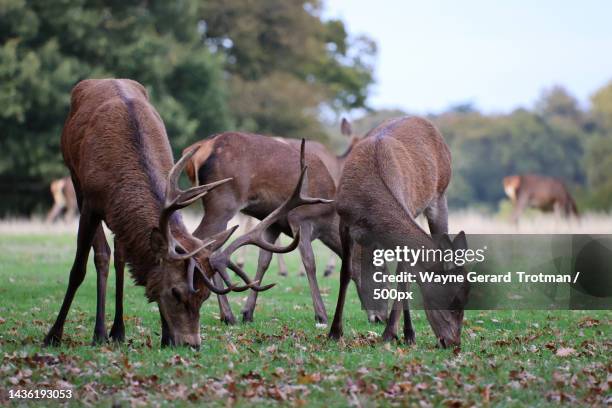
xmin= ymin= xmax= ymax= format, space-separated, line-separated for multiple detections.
xmin=46 ymin=176 xmax=78 ymax=222
xmin=184 ymin=132 xmax=382 ymax=325
xmin=503 ymin=174 xmax=579 ymax=222
xmin=44 ymin=79 xmax=307 ymax=348
xmin=328 ymin=116 xmax=470 ymax=348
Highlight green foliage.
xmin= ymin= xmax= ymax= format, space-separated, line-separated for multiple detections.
xmin=355 ymin=83 xmax=612 ymax=212
xmin=199 ymin=0 xmax=376 ymax=140
xmin=0 ymin=0 xmax=231 ymax=215
xmin=0 ymin=0 xmax=375 ymax=215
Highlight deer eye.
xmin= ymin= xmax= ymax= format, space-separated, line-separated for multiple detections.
xmin=171 ymin=287 xmax=183 ymax=304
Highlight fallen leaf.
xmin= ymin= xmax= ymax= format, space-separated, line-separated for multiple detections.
xmin=556 ymin=347 xmax=576 ymax=357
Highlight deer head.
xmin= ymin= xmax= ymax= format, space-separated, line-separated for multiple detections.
xmin=420 ymin=231 xmax=470 ymax=348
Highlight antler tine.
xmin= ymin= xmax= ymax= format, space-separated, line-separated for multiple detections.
xmin=169 ymin=239 xmax=215 ymax=261
xmin=215 ymin=140 xmax=332 ymax=257
xmin=165 ymin=145 xmax=231 ymax=209
xmin=159 ymin=146 xmax=232 ymax=251
xmin=215 ymin=265 xmax=267 ymax=292
xmin=228 ymin=261 xmax=276 ymax=292
xmin=187 ymin=258 xmax=233 ymax=295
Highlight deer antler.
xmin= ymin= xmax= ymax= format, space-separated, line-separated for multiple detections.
xmin=208 ymin=139 xmax=333 ymax=290
xmin=159 ymin=146 xmax=231 ymax=260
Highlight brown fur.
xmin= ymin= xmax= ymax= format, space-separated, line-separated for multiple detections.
xmin=503 ymin=174 xmax=579 ymax=222
xmin=329 ymin=116 xmax=469 ymax=348
xmin=183 ymin=132 xmax=378 ymax=324
xmin=45 ymin=79 xmax=221 ymax=348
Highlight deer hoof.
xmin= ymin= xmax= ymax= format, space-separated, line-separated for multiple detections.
xmin=92 ymin=333 xmax=109 ymax=345
xmin=43 ymin=332 xmax=62 ymax=347
xmin=278 ymin=271 xmax=288 ymax=277
xmin=381 ymin=331 xmax=399 ymax=343
xmin=315 ymin=315 xmax=328 ymax=325
xmin=109 ymin=325 xmax=125 ymax=343
xmin=328 ymin=329 xmax=343 ymax=341
xmin=323 ymin=267 xmax=334 ymax=277
xmin=221 ymin=315 xmax=236 ymax=325
xmin=241 ymin=310 xmax=254 ymax=323
xmin=404 ymin=334 xmax=416 ymax=345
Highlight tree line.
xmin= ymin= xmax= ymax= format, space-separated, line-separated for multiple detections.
xmin=349 ymin=83 xmax=612 ymax=212
xmin=0 ymin=0 xmax=374 ymax=215
xmin=1 ymin=0 xmax=610 ymax=215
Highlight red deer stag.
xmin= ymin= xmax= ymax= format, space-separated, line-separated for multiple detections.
xmin=503 ymin=174 xmax=579 ymax=222
xmin=208 ymin=119 xmax=361 ymax=278
xmin=328 ymin=116 xmax=470 ymax=348
xmin=46 ymin=176 xmax=78 ymax=222
xmin=43 ymin=79 xmax=313 ymax=348
xmin=183 ymin=133 xmax=381 ymax=325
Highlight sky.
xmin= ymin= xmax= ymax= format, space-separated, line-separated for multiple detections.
xmin=324 ymin=0 xmax=612 ymax=114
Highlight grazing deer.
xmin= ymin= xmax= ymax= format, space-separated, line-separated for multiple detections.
xmin=183 ymin=132 xmax=380 ymax=325
xmin=219 ymin=119 xmax=362 ymax=278
xmin=44 ymin=79 xmax=310 ymax=348
xmin=46 ymin=176 xmax=78 ymax=223
xmin=328 ymin=116 xmax=470 ymax=348
xmin=503 ymin=174 xmax=579 ymax=222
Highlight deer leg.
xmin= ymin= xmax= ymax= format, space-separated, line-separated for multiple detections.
xmin=511 ymin=194 xmax=528 ymax=223
xmin=241 ymin=227 xmax=281 ymax=322
xmin=236 ymin=216 xmax=254 ymax=268
xmin=323 ymin=253 xmax=337 ymax=277
xmin=236 ymin=246 xmax=247 ymax=269
xmin=400 ymin=280 xmax=415 ymax=345
xmin=193 ymin=202 xmax=239 ymax=325
xmin=276 ymin=247 xmax=288 ymax=277
xmin=296 ymin=224 xmax=328 ymax=324
xmin=381 ymin=302 xmax=401 ymax=342
xmin=109 ymin=239 xmax=125 ymax=342
xmin=213 ymin=274 xmax=236 ymax=325
xmin=329 ymin=221 xmax=353 ymax=340
xmin=46 ymin=203 xmax=64 ymax=223
xmin=92 ymin=226 xmax=111 ymax=345
xmin=44 ymin=205 xmax=99 ymax=346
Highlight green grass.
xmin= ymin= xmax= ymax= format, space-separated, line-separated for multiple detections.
xmin=0 ymin=233 xmax=610 ymax=406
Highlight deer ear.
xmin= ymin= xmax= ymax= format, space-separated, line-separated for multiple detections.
xmin=207 ymin=225 xmax=239 ymax=251
xmin=453 ymin=231 xmax=467 ymax=250
xmin=341 ymin=118 xmax=352 ymax=137
xmin=150 ymin=228 xmax=168 ymax=258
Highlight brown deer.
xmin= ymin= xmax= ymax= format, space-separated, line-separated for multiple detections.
xmin=183 ymin=132 xmax=381 ymax=325
xmin=328 ymin=116 xmax=470 ymax=348
xmin=43 ymin=79 xmax=313 ymax=348
xmin=208 ymin=119 xmax=361 ymax=278
xmin=46 ymin=176 xmax=78 ymax=222
xmin=503 ymin=174 xmax=579 ymax=222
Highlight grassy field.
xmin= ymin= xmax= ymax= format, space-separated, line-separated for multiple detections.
xmin=0 ymin=218 xmax=610 ymax=406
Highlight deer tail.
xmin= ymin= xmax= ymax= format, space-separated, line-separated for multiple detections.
xmin=183 ymin=138 xmax=215 ymax=186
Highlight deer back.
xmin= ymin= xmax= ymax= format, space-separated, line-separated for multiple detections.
xmin=337 ymin=116 xmax=451 ymax=242
xmin=186 ymin=132 xmax=336 ymax=218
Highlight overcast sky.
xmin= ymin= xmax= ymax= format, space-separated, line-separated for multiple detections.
xmin=325 ymin=0 xmax=612 ymax=114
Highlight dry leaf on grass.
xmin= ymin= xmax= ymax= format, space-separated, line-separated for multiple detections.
xmin=555 ymin=347 xmax=576 ymax=357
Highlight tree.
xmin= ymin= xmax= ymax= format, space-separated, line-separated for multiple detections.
xmin=0 ymin=0 xmax=230 ymax=215
xmin=199 ymin=0 xmax=376 ymax=140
